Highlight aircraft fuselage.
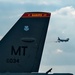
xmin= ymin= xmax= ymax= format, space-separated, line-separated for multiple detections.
xmin=0 ymin=73 xmax=73 ymax=75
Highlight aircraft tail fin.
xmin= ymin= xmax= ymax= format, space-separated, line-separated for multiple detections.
xmin=0 ymin=12 xmax=51 ymax=73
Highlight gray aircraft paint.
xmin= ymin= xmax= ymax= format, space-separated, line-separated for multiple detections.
xmin=0 ymin=12 xmax=51 ymax=73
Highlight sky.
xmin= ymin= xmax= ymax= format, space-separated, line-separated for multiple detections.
xmin=0 ymin=0 xmax=75 ymax=74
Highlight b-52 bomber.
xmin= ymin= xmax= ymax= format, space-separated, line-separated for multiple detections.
xmin=0 ymin=12 xmax=73 ymax=75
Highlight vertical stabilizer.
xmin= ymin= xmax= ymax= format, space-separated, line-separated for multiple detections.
xmin=0 ymin=12 xmax=51 ymax=73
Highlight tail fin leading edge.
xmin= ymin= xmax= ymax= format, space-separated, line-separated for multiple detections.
xmin=0 ymin=12 xmax=51 ymax=73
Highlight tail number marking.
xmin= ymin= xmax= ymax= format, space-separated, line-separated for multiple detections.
xmin=6 ymin=58 xmax=19 ymax=63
